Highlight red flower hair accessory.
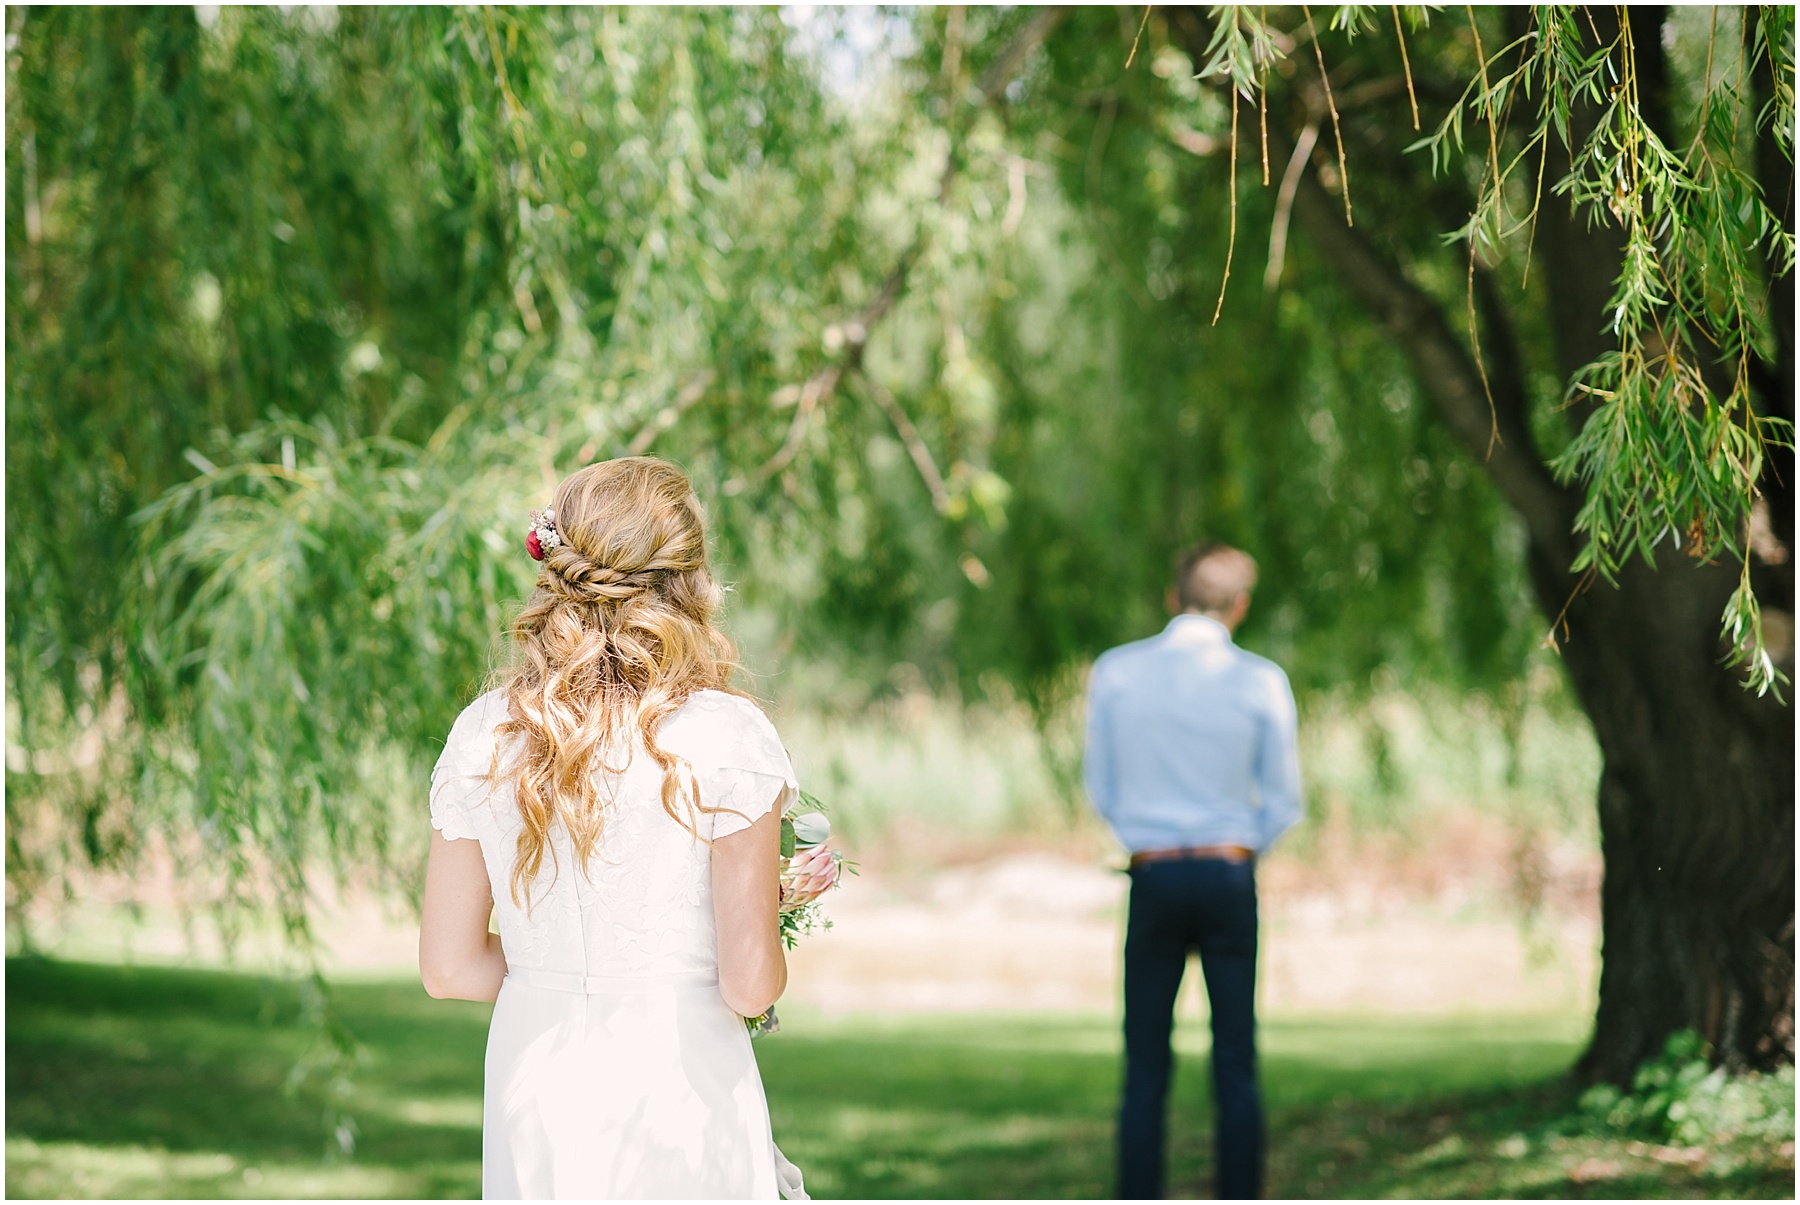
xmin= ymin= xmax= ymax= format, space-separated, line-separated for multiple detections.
xmin=526 ymin=508 xmax=563 ymax=561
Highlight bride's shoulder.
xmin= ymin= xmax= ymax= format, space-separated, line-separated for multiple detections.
xmin=442 ymin=688 xmax=512 ymax=754
xmin=458 ymin=687 xmax=511 ymax=724
xmin=662 ymin=690 xmax=793 ymax=782
xmin=670 ymin=688 xmax=776 ymax=728
xmin=662 ymin=689 xmax=782 ymax=750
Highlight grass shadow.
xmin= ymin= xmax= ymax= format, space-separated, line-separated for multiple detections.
xmin=7 ymin=959 xmax=1790 ymax=1199
xmin=7 ymin=957 xmax=488 ymax=1198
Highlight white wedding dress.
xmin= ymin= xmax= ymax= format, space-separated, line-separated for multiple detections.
xmin=430 ymin=688 xmax=807 ymax=1200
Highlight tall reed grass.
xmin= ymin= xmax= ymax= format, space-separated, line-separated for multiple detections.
xmin=760 ymin=657 xmax=1600 ymax=863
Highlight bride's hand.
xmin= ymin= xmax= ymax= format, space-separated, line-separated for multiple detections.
xmin=780 ymin=845 xmax=840 ymax=906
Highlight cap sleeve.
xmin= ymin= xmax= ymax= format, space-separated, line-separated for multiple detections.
xmin=429 ymin=692 xmax=506 ymax=842
xmin=669 ymin=692 xmax=798 ymax=841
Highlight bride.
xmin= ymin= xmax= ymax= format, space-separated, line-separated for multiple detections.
xmin=419 ymin=456 xmax=837 ymax=1199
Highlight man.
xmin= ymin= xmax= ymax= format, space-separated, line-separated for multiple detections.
xmin=1084 ymin=542 xmax=1304 ymax=1200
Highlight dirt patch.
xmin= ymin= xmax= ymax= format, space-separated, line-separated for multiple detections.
xmin=14 ymin=810 xmax=1599 ymax=1016
xmin=786 ymin=847 xmax=1595 ymax=1016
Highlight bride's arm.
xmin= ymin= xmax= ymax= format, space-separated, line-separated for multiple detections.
xmin=712 ymin=796 xmax=788 ymax=1018
xmin=420 ymin=829 xmax=508 ymax=1002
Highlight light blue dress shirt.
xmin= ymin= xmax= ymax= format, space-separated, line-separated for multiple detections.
xmin=1084 ymin=614 xmax=1304 ymax=855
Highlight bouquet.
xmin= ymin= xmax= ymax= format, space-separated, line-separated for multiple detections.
xmin=746 ymin=790 xmax=849 ymax=1037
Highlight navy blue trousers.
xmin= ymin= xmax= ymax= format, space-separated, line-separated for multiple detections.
xmin=1117 ymin=858 xmax=1263 ymax=1200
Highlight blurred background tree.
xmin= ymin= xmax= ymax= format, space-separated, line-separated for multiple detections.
xmin=5 ymin=5 xmax=1791 ymax=1085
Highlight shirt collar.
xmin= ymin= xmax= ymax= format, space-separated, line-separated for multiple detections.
xmin=1164 ymin=613 xmax=1233 ymax=645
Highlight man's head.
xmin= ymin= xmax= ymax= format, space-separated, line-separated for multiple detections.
xmin=1172 ymin=542 xmax=1258 ymax=631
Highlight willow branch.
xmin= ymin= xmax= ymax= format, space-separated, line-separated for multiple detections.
xmin=1212 ymin=89 xmax=1240 ymax=324
xmin=1301 ymin=4 xmax=1354 ymax=226
xmin=1125 ymin=5 xmax=1152 ymax=70
xmin=977 ymin=7 xmax=1064 ymax=105
xmin=1168 ymin=123 xmax=1225 ymax=156
xmin=720 ymin=251 xmax=913 ymax=496
xmin=722 ymin=7 xmax=1065 ymax=499
xmin=1393 ymin=5 xmax=1420 ymax=130
xmin=1265 ymin=119 xmax=1320 ymax=291
xmin=861 ymin=372 xmax=953 ymax=514
xmin=1168 ymin=5 xmax=1567 ymax=549
xmin=722 ymin=365 xmax=843 ymax=496
xmin=1283 ymin=156 xmax=1575 ymax=558
xmin=625 ymin=370 xmax=716 ymax=457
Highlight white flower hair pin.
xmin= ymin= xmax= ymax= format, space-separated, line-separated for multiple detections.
xmin=525 ymin=508 xmax=563 ymax=561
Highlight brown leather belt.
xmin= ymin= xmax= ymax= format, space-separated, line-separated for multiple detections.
xmin=1129 ymin=844 xmax=1254 ymax=868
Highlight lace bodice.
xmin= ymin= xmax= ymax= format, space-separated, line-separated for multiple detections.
xmin=430 ymin=689 xmax=797 ymax=980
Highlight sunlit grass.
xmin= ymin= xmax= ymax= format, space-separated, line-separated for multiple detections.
xmin=761 ymin=1009 xmax=1590 ymax=1198
xmin=11 ymin=957 xmax=1786 ymax=1199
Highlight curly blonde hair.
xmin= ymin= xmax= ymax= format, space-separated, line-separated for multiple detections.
xmin=491 ymin=457 xmax=739 ymax=907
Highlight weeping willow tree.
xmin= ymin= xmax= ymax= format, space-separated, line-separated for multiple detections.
xmin=6 ymin=5 xmax=1792 ymax=1085
xmin=1118 ymin=4 xmax=1793 ymax=1082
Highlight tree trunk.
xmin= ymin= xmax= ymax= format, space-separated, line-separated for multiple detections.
xmin=1527 ymin=546 xmax=1796 ymax=1080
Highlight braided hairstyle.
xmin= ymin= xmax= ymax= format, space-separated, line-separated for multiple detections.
xmin=491 ymin=457 xmax=740 ymax=908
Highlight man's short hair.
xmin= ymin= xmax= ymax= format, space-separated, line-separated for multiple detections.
xmin=1176 ymin=543 xmax=1259 ymax=614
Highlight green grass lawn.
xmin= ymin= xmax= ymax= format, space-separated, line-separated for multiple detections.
xmin=6 ymin=957 xmax=1790 ymax=1199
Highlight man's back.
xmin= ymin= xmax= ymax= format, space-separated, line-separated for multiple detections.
xmin=1086 ymin=544 xmax=1299 ymax=1200
xmin=1085 ymin=614 xmax=1302 ymax=856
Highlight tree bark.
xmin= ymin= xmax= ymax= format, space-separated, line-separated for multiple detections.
xmin=1169 ymin=5 xmax=1796 ymax=1082
xmin=1540 ymin=552 xmax=1796 ymax=1079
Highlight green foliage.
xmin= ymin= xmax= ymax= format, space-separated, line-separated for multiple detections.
xmin=1579 ymin=1030 xmax=1797 ymax=1146
xmin=1532 ymin=8 xmax=1792 ymax=693
xmin=1446 ymin=5 xmax=1793 ymax=691
xmin=4 ymin=6 xmax=1790 ymax=956
xmin=8 ymin=5 xmax=899 ymax=931
xmin=1195 ymin=6 xmax=1281 ymax=99
xmin=1173 ymin=6 xmax=1795 ymax=693
xmin=972 ymin=5 xmax=1544 ymax=699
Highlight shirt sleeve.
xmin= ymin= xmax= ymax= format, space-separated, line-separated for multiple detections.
xmin=1082 ymin=659 xmax=1119 ymax=829
xmin=684 ymin=694 xmax=798 ymax=841
xmin=1254 ymin=667 xmax=1304 ymax=850
xmin=429 ymin=696 xmax=501 ymax=843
